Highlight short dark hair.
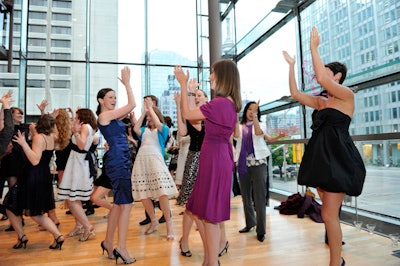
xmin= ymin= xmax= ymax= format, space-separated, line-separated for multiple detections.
xmin=325 ymin=62 xmax=347 ymax=84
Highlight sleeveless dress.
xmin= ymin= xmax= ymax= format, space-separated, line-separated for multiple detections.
xmin=186 ymin=97 xmax=237 ymax=223
xmin=176 ymin=121 xmax=205 ymax=205
xmin=131 ymin=126 xmax=178 ymax=200
xmin=57 ymin=126 xmax=95 ymax=201
xmin=98 ymin=120 xmax=133 ymax=204
xmin=21 ymin=136 xmax=55 ymax=216
xmin=298 ymin=108 xmax=366 ymax=196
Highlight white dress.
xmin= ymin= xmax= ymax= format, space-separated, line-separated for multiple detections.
xmin=132 ymin=127 xmax=178 ymax=200
xmin=174 ymin=135 xmax=190 ymax=185
xmin=57 ymin=125 xmax=95 ymax=201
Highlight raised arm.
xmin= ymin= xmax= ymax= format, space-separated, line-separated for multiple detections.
xmin=282 ymin=51 xmax=319 ymax=109
xmin=98 ymin=66 xmax=136 ymax=124
xmin=252 ymin=100 xmax=264 ymax=136
xmin=144 ymin=98 xmax=164 ymax=133
xmin=174 ymin=92 xmax=187 ymax=136
xmin=174 ymin=65 xmax=205 ymax=121
xmin=310 ymin=27 xmax=354 ymax=103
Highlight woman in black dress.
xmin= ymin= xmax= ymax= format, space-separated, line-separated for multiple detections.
xmin=283 ymin=27 xmax=365 ymax=266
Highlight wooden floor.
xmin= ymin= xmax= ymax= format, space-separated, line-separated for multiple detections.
xmin=0 ymin=196 xmax=398 ymax=266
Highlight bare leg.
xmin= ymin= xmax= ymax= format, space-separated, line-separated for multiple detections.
xmin=31 ymin=215 xmax=64 ymax=246
xmin=159 ymin=195 xmax=174 ymax=239
xmin=90 ymin=186 xmax=112 ymax=210
xmin=142 ymin=198 xmax=158 ymax=234
xmin=104 ymin=204 xmax=120 ymax=256
xmin=219 ymin=222 xmax=229 ymax=255
xmin=317 ymin=188 xmax=344 ymax=266
xmin=6 ymin=210 xmax=25 ymax=247
xmin=115 ymin=203 xmax=133 ymax=260
xmin=204 ymin=220 xmax=220 ymax=266
xmin=180 ymin=210 xmax=194 ymax=252
xmin=47 ymin=209 xmax=59 ymax=225
xmin=190 ymin=213 xmax=208 ymax=266
xmin=67 ymin=199 xmax=94 ymax=241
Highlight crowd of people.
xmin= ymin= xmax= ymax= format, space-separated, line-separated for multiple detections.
xmin=0 ymin=27 xmax=365 ymax=266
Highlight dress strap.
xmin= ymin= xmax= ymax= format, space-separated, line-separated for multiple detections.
xmin=41 ymin=133 xmax=47 ymax=149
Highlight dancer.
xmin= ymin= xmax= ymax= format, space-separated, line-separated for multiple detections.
xmin=131 ymin=97 xmax=178 ymax=240
xmin=96 ymin=66 xmax=136 ymax=264
xmin=282 ymin=26 xmax=366 ymax=266
xmin=10 ymin=114 xmax=65 ymax=250
xmin=57 ymin=108 xmax=97 ymax=241
xmin=174 ymin=60 xmax=242 ymax=266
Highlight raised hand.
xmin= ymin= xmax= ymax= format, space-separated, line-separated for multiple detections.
xmin=174 ymin=65 xmax=189 ymax=86
xmin=188 ymin=78 xmax=200 ymax=91
xmin=173 ymin=91 xmax=181 ymax=104
xmin=36 ymin=99 xmax=49 ymax=114
xmin=282 ymin=51 xmax=296 ymax=65
xmin=310 ymin=26 xmax=320 ymax=50
xmin=118 ymin=66 xmax=131 ymax=88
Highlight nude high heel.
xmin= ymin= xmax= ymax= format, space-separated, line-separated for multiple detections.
xmin=145 ymin=219 xmax=159 ymax=235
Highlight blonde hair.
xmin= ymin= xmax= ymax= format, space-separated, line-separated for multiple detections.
xmin=55 ymin=109 xmax=72 ymax=150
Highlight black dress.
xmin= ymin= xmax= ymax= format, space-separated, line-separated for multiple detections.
xmin=21 ymin=148 xmax=55 ymax=216
xmin=298 ymin=108 xmax=366 ymax=196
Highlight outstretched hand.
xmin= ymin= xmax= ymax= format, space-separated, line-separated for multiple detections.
xmin=188 ymin=78 xmax=200 ymax=91
xmin=310 ymin=26 xmax=320 ymax=50
xmin=174 ymin=65 xmax=189 ymax=86
xmin=0 ymin=90 xmax=13 ymax=108
xmin=118 ymin=66 xmax=131 ymax=88
xmin=282 ymin=51 xmax=296 ymax=65
xmin=173 ymin=91 xmax=181 ymax=104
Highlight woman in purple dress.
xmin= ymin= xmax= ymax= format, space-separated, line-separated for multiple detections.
xmin=174 ymin=60 xmax=242 ymax=266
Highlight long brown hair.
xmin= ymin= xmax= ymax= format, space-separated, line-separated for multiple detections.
xmin=76 ymin=108 xmax=98 ymax=131
xmin=212 ymin=59 xmax=242 ymax=112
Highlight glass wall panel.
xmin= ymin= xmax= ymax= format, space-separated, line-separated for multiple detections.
xmin=237 ymin=20 xmax=297 ymax=105
xmin=147 ymin=0 xmax=198 ymax=66
xmin=88 ymin=64 xmax=141 ymax=114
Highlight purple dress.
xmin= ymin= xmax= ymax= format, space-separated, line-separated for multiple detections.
xmin=186 ymin=97 xmax=236 ymax=223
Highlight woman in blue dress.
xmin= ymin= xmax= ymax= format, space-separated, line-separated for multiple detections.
xmin=96 ymin=66 xmax=136 ymax=264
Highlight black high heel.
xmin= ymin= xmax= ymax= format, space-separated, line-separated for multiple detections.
xmin=113 ymin=248 xmax=136 ymax=264
xmin=49 ymin=235 xmax=64 ymax=250
xmin=218 ymin=241 xmax=229 ymax=257
xmin=179 ymin=238 xmax=192 ymax=257
xmin=13 ymin=234 xmax=28 ymax=249
xmin=101 ymin=240 xmax=115 ymax=259
xmin=341 ymin=257 xmax=346 ymax=266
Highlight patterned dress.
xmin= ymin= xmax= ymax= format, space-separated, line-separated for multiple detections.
xmin=176 ymin=121 xmax=204 ymax=205
xmin=131 ymin=125 xmax=178 ymax=200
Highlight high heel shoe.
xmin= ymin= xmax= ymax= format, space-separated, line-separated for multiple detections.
xmin=80 ymin=225 xmax=95 ymax=241
xmin=341 ymin=257 xmax=346 ymax=266
xmin=68 ymin=225 xmax=83 ymax=237
xmin=49 ymin=235 xmax=64 ymax=250
xmin=144 ymin=220 xmax=159 ymax=235
xmin=13 ymin=234 xmax=28 ymax=249
xmin=113 ymin=248 xmax=136 ymax=264
xmin=100 ymin=240 xmax=115 ymax=259
xmin=218 ymin=241 xmax=229 ymax=257
xmin=179 ymin=238 xmax=192 ymax=257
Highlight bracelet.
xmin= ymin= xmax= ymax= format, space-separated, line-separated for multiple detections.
xmin=75 ymin=133 xmax=80 ymax=138
xmin=188 ymin=92 xmax=196 ymax=97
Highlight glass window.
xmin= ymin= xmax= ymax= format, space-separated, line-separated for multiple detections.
xmin=27 ymin=79 xmax=45 ymax=88
xmin=29 ymin=11 xmax=47 ymax=20
xmin=51 ymin=13 xmax=71 ymax=22
xmin=51 ymin=39 xmax=71 ymax=48
xmin=51 ymin=52 xmax=71 ymax=60
xmin=50 ymin=66 xmax=70 ymax=75
xmin=51 ymin=26 xmax=71 ymax=35
xmin=28 ymin=65 xmax=45 ymax=74
xmin=50 ymin=80 xmax=70 ymax=88
xmin=52 ymin=0 xmax=72 ymax=9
